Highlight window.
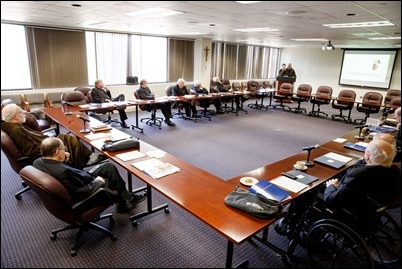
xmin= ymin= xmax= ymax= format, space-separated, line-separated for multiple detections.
xmin=1 ymin=24 xmax=31 ymax=90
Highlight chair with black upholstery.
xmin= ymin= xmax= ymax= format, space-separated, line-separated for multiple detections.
xmin=134 ymin=89 xmax=162 ymax=129
xmin=274 ymin=82 xmax=294 ymax=110
xmin=331 ymin=89 xmax=356 ymax=122
xmin=354 ymin=91 xmax=383 ymax=124
xmin=19 ymin=165 xmax=117 ymax=256
xmin=290 ymin=84 xmax=312 ymax=113
xmin=308 ymin=86 xmax=333 ymax=117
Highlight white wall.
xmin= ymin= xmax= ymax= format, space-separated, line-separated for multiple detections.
xmin=280 ymin=48 xmax=401 ymax=101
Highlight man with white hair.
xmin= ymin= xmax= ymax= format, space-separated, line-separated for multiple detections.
xmin=1 ymin=103 xmax=105 ymax=169
xmin=324 ymin=139 xmax=400 ymax=231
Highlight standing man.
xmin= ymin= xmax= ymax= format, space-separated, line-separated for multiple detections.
xmin=91 ymin=79 xmax=129 ymax=128
xmin=282 ymin=63 xmax=297 ymax=77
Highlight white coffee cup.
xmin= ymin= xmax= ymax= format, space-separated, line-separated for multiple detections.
xmin=296 ymin=161 xmax=306 ymax=169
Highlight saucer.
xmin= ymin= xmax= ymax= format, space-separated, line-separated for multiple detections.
xmin=293 ymin=164 xmax=307 ymax=171
xmin=240 ymin=177 xmax=259 ymax=186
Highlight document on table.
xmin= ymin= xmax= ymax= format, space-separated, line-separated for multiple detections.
xmin=132 ymin=158 xmax=180 ymax=179
xmin=85 ymin=132 xmax=113 ymax=141
xmin=314 ymin=152 xmax=353 ymax=169
xmin=116 ymin=150 xmax=146 ymax=162
xmin=146 ymin=150 xmax=167 ymax=158
xmin=270 ymin=176 xmax=308 ymax=193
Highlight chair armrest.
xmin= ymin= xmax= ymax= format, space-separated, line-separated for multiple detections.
xmin=41 ymin=126 xmax=58 ymax=135
xmin=72 ymin=187 xmax=117 ymax=214
xmin=44 ymin=99 xmax=54 ymax=108
xmin=23 ymin=101 xmax=31 ymax=112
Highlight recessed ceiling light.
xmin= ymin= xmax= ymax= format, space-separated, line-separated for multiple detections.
xmin=235 ymin=1 xmax=262 ymax=4
xmin=127 ymin=8 xmax=182 ymax=18
xmin=71 ymin=4 xmax=81 ymax=7
xmin=368 ymin=36 xmax=401 ymax=40
xmin=233 ymin=27 xmax=278 ymax=32
xmin=346 ymin=13 xmax=358 ymax=16
xmin=291 ymin=38 xmax=328 ymax=42
xmin=323 ymin=21 xmax=394 ymax=28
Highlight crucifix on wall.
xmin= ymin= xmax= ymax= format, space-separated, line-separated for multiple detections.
xmin=204 ymin=46 xmax=210 ymax=62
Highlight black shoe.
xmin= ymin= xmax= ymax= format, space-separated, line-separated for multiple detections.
xmin=116 ymin=192 xmax=147 ymax=213
xmin=165 ymin=120 xmax=176 ymax=126
xmin=120 ymin=122 xmax=129 ymax=128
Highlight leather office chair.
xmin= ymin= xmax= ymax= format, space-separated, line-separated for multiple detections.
xmin=331 ymin=89 xmax=356 ymax=122
xmin=1 ymin=129 xmax=39 ymax=200
xmin=74 ymin=87 xmax=91 ymax=104
xmin=134 ymin=89 xmax=162 ymax=129
xmin=382 ymin=89 xmax=401 ymax=116
xmin=189 ymin=87 xmax=214 ymax=121
xmin=1 ymin=94 xmax=24 ymax=109
xmin=19 ymin=165 xmax=117 ymax=257
xmin=274 ymin=82 xmax=294 ymax=110
xmin=86 ymin=89 xmax=121 ymax=126
xmin=290 ymin=84 xmax=312 ymax=113
xmin=354 ymin=91 xmax=383 ymax=124
xmin=308 ymin=86 xmax=333 ymax=117
xmin=165 ymin=85 xmax=196 ymax=121
xmin=246 ymin=80 xmax=262 ymax=109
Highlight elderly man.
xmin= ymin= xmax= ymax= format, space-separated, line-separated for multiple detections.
xmin=1 ymin=103 xmax=104 ymax=169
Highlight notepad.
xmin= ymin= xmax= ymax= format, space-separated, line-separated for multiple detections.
xmin=116 ymin=150 xmax=146 ymax=161
xmin=270 ymin=176 xmax=308 ymax=193
xmin=343 ymin=142 xmax=367 ymax=152
xmin=314 ymin=152 xmax=353 ymax=169
xmin=249 ymin=179 xmax=290 ymax=202
xmin=132 ymin=158 xmax=180 ymax=179
xmin=284 ymin=170 xmax=318 ymax=185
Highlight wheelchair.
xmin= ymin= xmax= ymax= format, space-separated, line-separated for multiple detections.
xmin=283 ymin=194 xmax=401 ymax=268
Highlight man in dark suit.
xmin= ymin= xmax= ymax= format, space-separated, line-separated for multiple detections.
xmin=91 ymin=79 xmax=129 ymax=128
xmin=33 ymin=137 xmax=147 ymax=213
xmin=324 ymin=139 xmax=400 ymax=232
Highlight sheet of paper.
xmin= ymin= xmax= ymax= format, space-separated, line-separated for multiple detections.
xmin=85 ymin=132 xmax=113 ymax=141
xmin=115 ymin=150 xmax=146 ymax=162
xmin=355 ymin=141 xmax=368 ymax=147
xmin=324 ymin=152 xmax=353 ymax=163
xmin=333 ymin=138 xmax=347 ymax=143
xmin=144 ymin=163 xmax=180 ymax=179
xmin=270 ymin=176 xmax=308 ymax=193
xmin=132 ymin=158 xmax=164 ymax=171
xmin=146 ymin=150 xmax=167 ymax=158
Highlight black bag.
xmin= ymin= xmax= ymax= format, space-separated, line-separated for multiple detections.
xmin=224 ymin=187 xmax=283 ymax=219
xmin=101 ymin=137 xmax=140 ymax=152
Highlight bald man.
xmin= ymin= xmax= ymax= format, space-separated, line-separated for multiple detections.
xmin=324 ymin=139 xmax=400 ymax=232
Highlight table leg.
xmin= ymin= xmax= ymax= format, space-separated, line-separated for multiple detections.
xmin=131 ymin=105 xmax=144 ymax=133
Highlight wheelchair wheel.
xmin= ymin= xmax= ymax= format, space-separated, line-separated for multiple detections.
xmin=366 ymin=211 xmax=401 ymax=268
xmin=306 ymin=219 xmax=374 ymax=268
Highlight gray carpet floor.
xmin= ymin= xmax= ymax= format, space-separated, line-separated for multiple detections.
xmin=1 ymin=99 xmax=399 ymax=268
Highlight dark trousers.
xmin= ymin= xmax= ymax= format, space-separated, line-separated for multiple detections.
xmin=155 ymin=103 xmax=172 ymax=121
xmin=112 ymin=94 xmax=128 ymax=121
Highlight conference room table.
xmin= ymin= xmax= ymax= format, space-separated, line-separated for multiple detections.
xmin=227 ymin=145 xmax=361 ymax=261
xmin=41 ymin=106 xmax=300 ymax=268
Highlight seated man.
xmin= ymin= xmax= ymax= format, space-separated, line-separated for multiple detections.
xmin=2 ymin=103 xmax=104 ymax=170
xmin=275 ymin=136 xmax=400 ymax=237
xmin=34 ymin=137 xmax=146 ymax=213
xmin=191 ymin=81 xmax=224 ymax=114
xmin=212 ymin=76 xmax=243 ymax=110
xmin=324 ymin=139 xmax=400 ymax=232
xmin=91 ymin=79 xmax=129 ymax=128
xmin=172 ymin=78 xmax=197 ymax=118
xmin=136 ymin=79 xmax=175 ymax=126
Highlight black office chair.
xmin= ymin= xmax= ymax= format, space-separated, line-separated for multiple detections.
xmin=134 ymin=89 xmax=162 ymax=129
xmin=354 ymin=91 xmax=383 ymax=124
xmin=331 ymin=89 xmax=356 ymax=123
xmin=309 ymin=86 xmax=333 ymax=117
xmin=165 ymin=85 xmax=197 ymax=122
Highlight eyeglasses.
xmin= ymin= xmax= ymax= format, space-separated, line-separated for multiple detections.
xmin=58 ymin=145 xmax=68 ymax=152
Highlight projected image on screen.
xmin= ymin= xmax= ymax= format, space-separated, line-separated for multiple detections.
xmin=339 ymin=50 xmax=397 ymax=89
